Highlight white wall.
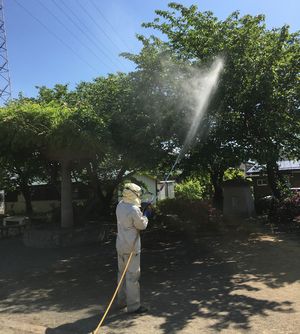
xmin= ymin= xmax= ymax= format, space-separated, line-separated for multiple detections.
xmin=157 ymin=181 xmax=175 ymax=201
xmin=4 ymin=176 xmax=176 ymax=215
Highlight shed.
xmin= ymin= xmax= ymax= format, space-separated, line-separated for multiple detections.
xmin=223 ymin=179 xmax=255 ymax=218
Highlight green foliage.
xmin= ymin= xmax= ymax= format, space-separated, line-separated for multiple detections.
xmin=140 ymin=3 xmax=300 ymax=201
xmin=0 ymin=100 xmax=58 ymax=192
xmin=279 ymin=178 xmax=293 ymax=199
xmin=175 ymin=177 xmax=208 ymax=200
xmin=223 ymin=168 xmax=245 ymax=181
xmin=75 ymin=72 xmax=169 ymax=168
xmin=73 ymin=70 xmax=180 ymax=213
xmin=47 ymin=104 xmax=106 ymax=155
xmin=0 ymin=98 xmax=106 ymax=156
xmin=0 ymin=100 xmax=52 ymax=152
xmin=36 ymin=84 xmax=70 ymax=104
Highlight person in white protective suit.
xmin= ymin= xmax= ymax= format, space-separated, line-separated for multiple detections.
xmin=116 ymin=183 xmax=149 ymax=314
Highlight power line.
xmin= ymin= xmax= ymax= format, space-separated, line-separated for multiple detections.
xmin=36 ymin=0 xmax=114 ymax=72
xmin=52 ymin=0 xmax=121 ymax=70
xmin=13 ymin=0 xmax=98 ymax=73
xmin=89 ymin=0 xmax=132 ymax=53
xmin=75 ymin=0 xmax=124 ymax=55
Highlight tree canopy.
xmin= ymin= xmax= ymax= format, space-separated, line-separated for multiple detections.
xmin=140 ymin=2 xmax=300 ymax=201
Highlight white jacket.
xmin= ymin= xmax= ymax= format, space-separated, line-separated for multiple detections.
xmin=116 ymin=200 xmax=148 ymax=254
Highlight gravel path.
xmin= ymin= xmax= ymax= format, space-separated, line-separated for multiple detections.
xmin=1 ymin=229 xmax=300 ymax=333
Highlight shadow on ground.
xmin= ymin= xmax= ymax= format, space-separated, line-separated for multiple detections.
xmin=1 ymin=229 xmax=299 ymax=333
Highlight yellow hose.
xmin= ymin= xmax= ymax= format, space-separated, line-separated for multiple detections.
xmin=92 ymin=247 xmax=136 ymax=333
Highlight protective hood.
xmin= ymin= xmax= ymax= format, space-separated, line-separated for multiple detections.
xmin=122 ymin=183 xmax=142 ymax=206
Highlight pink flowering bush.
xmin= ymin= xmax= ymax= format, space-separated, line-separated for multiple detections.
xmin=272 ymin=193 xmax=300 ymax=225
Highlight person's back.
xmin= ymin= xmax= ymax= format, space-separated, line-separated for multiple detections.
xmin=115 ymin=183 xmax=148 ymax=314
xmin=116 ymin=201 xmax=146 ymax=254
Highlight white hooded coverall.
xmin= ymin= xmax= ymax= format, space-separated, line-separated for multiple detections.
xmin=116 ymin=184 xmax=148 ymax=312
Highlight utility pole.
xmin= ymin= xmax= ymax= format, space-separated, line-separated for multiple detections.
xmin=0 ymin=0 xmax=11 ymax=104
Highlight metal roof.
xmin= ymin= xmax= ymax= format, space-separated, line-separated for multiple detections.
xmin=246 ymin=160 xmax=300 ymax=175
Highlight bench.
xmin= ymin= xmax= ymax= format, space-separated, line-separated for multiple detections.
xmin=0 ymin=224 xmax=27 ymax=238
xmin=0 ymin=216 xmax=29 ymax=239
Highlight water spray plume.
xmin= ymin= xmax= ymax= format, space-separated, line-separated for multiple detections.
xmin=158 ymin=57 xmax=224 ymax=194
xmin=180 ymin=57 xmax=224 ymax=161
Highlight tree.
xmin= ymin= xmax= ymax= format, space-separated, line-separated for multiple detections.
xmin=44 ymin=102 xmax=107 ymax=228
xmin=74 ymin=71 xmax=177 ymax=215
xmin=0 ymin=98 xmax=106 ymax=227
xmin=140 ymin=2 xmax=300 ymax=203
xmin=0 ymin=100 xmax=53 ymax=214
xmin=0 ymin=155 xmax=47 ymax=215
xmin=241 ymin=26 xmax=300 ymax=199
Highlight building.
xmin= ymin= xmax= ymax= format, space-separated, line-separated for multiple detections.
xmin=246 ymin=160 xmax=300 ymax=199
xmin=2 ymin=175 xmax=176 ymax=215
xmin=2 ymin=182 xmax=89 ymax=215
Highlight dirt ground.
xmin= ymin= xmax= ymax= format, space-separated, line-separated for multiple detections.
xmin=1 ymin=226 xmax=300 ymax=334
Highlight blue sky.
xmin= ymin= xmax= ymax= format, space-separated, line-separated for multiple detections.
xmin=5 ymin=0 xmax=300 ymax=99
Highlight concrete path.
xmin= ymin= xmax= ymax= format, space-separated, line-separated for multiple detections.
xmin=1 ymin=230 xmax=300 ymax=334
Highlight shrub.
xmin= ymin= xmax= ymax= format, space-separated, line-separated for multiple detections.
xmin=156 ymin=198 xmax=224 ymax=238
xmin=270 ymin=193 xmax=300 ymax=225
xmin=255 ymin=196 xmax=273 ymax=215
xmin=223 ymin=168 xmax=245 ymax=181
xmin=175 ymin=177 xmax=208 ymax=200
xmin=157 ymin=198 xmax=210 ymax=224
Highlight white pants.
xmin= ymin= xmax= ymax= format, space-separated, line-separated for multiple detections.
xmin=117 ymin=252 xmax=141 ymax=312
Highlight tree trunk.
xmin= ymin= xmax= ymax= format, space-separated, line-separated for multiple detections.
xmin=100 ymin=167 xmax=127 ymax=216
xmin=210 ymin=168 xmax=224 ymax=210
xmin=61 ymin=160 xmax=74 ymax=228
xmin=49 ymin=161 xmax=60 ymax=185
xmin=101 ymin=188 xmax=115 ymax=216
xmin=82 ymin=165 xmax=127 ymax=218
xmin=266 ymin=160 xmax=283 ymax=200
xmin=20 ymin=184 xmax=33 ymax=215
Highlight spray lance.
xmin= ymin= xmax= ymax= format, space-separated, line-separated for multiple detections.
xmin=142 ymin=145 xmax=185 ymax=216
xmin=91 ymin=58 xmax=224 ymax=334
